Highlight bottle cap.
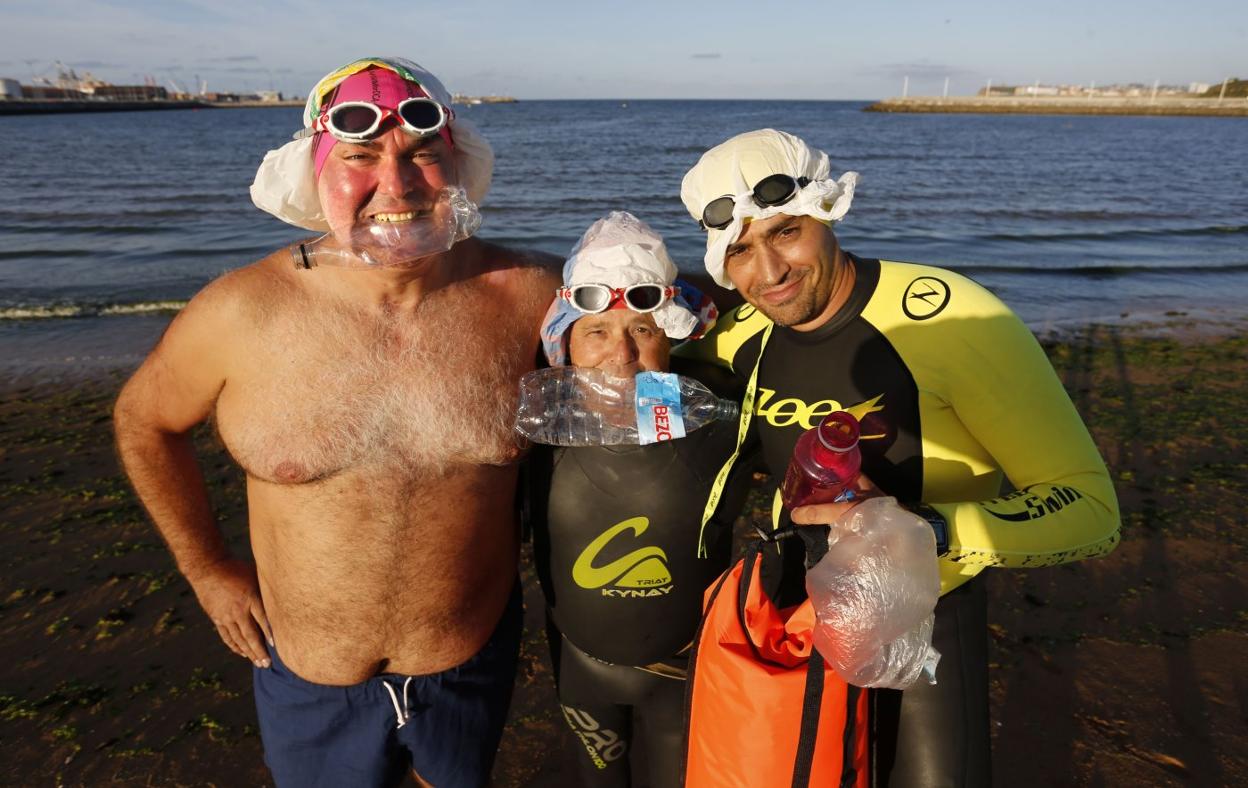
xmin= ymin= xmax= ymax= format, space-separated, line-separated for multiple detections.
xmin=816 ymin=411 xmax=860 ymax=453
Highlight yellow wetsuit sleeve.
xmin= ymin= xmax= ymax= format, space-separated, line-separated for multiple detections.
xmin=871 ymin=264 xmax=1121 ymax=570
xmin=673 ymin=303 xmax=771 ymax=376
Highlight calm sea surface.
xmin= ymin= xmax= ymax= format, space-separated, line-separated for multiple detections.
xmin=1 ymin=101 xmax=1246 ymax=378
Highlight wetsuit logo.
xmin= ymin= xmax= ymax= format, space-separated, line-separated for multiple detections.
xmin=902 ymin=276 xmax=951 ymax=320
xmin=562 ymin=705 xmax=627 ymax=768
xmin=754 ymin=391 xmax=887 ymax=432
xmin=983 ymin=485 xmax=1085 ymax=522
xmin=572 ymin=517 xmax=674 ymax=598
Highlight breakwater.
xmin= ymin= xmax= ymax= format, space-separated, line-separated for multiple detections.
xmin=865 ymin=96 xmax=1248 ymax=117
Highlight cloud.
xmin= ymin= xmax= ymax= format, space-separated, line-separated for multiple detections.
xmin=862 ymin=62 xmax=978 ymax=80
xmin=205 ymin=55 xmax=260 ymax=63
xmin=691 ymin=53 xmax=722 ymax=60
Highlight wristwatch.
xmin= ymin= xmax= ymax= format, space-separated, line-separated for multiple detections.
xmin=910 ymin=504 xmax=950 ymax=557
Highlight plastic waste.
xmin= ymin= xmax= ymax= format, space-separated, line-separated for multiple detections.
xmin=780 ymin=410 xmax=862 ymax=509
xmin=290 ymin=185 xmax=481 ymax=269
xmin=804 ymin=496 xmax=942 ymax=689
xmin=514 ymin=367 xmax=739 ymax=447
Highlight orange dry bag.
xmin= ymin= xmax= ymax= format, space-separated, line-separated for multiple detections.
xmin=683 ymin=540 xmax=870 ymax=788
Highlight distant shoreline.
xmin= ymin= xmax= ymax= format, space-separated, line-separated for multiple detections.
xmin=865 ymin=95 xmax=1248 ymax=117
xmin=0 ymin=99 xmax=303 ymax=115
xmin=0 ymin=96 xmax=519 ymax=116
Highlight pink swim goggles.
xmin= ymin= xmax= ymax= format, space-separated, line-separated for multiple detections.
xmin=307 ymin=97 xmax=450 ymax=143
xmin=558 ymin=283 xmax=677 ymax=314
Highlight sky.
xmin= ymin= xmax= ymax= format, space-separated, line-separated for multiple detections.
xmin=2 ymin=0 xmax=1245 ymax=99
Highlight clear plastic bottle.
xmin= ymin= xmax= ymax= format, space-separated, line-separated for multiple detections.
xmin=514 ymin=367 xmax=740 ymax=447
xmin=780 ymin=410 xmax=862 ymax=509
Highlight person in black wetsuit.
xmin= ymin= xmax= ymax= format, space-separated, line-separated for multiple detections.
xmin=525 ymin=212 xmax=748 ymax=787
xmin=677 ymin=130 xmax=1120 ymax=787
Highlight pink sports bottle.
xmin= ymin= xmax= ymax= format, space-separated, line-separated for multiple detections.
xmin=780 ymin=411 xmax=862 ymax=509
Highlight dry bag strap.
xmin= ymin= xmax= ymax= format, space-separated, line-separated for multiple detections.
xmin=697 ymin=322 xmax=774 ymax=557
xmin=791 ymin=649 xmax=826 ymax=786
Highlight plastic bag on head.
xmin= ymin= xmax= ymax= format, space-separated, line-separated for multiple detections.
xmin=805 ymin=496 xmax=942 ymax=689
xmin=291 ymin=185 xmax=480 ymax=269
xmin=679 ymin=129 xmax=859 ymax=288
xmin=557 ymin=211 xmax=705 ymax=341
xmin=563 ymin=211 xmax=678 ymax=285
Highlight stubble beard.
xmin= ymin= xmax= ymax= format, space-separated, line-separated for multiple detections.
xmin=748 ymin=276 xmax=822 ymax=327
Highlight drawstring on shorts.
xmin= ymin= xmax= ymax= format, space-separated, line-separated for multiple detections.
xmin=382 ymin=676 xmax=415 ymax=729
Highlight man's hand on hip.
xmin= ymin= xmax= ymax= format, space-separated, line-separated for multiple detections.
xmin=188 ymin=558 xmax=274 ymax=668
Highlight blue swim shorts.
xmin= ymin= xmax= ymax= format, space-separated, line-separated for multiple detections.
xmin=253 ymin=584 xmax=522 ymax=788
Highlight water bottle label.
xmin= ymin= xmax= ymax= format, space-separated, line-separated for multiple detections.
xmin=635 ymin=372 xmax=686 ymax=445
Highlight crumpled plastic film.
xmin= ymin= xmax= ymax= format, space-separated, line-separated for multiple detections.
xmin=291 ymin=186 xmax=481 ymax=269
xmin=563 ymin=211 xmax=699 ymax=341
xmin=805 ymin=496 xmax=942 ymax=689
xmin=679 ymin=128 xmax=859 ymax=288
xmin=699 ymin=172 xmax=858 ymax=288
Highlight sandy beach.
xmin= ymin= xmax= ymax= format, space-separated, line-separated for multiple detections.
xmin=1 ymin=316 xmax=1245 ymax=786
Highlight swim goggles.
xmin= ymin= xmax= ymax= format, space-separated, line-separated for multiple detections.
xmin=305 ymin=98 xmax=450 ymax=143
xmin=557 ymin=282 xmax=677 ymax=314
xmin=699 ymin=174 xmax=811 ymax=230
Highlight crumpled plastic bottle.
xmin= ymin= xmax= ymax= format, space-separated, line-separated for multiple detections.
xmin=514 ymin=367 xmax=739 ymax=447
xmin=804 ymin=496 xmax=942 ymax=689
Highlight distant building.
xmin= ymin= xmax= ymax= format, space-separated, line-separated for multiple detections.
xmin=22 ymin=85 xmax=87 ymax=100
xmin=87 ymin=85 xmax=168 ymax=101
xmin=0 ymin=78 xmax=22 ymax=99
xmin=1015 ymin=85 xmax=1059 ymax=96
xmin=1189 ymin=82 xmax=1212 ymax=94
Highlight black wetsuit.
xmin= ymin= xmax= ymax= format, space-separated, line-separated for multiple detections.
xmin=528 ymin=416 xmax=745 ymax=788
xmin=680 ymin=255 xmax=1119 ymax=787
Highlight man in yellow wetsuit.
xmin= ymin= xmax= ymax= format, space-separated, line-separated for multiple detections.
xmin=677 ymin=129 xmax=1120 ymax=787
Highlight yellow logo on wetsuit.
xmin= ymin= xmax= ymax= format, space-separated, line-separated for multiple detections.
xmin=754 ymin=391 xmax=888 ymax=431
xmin=572 ymin=517 xmax=674 ymax=598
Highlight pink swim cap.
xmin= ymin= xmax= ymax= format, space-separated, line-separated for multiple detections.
xmin=313 ymin=66 xmax=455 ymax=178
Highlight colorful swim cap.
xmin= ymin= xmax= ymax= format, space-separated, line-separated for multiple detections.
xmin=539 ymin=212 xmax=718 ymax=366
xmin=311 ymin=66 xmax=455 ymax=178
xmin=680 ymin=129 xmax=858 ymax=288
xmin=250 ymin=57 xmax=494 ymax=232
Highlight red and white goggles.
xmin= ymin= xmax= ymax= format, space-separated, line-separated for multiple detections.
xmin=307 ymin=97 xmax=450 ymax=143
xmin=558 ymin=282 xmax=677 ymax=314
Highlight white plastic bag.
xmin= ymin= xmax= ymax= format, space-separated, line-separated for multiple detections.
xmin=805 ymin=496 xmax=942 ymax=689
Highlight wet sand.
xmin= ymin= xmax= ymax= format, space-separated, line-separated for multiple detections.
xmin=1 ymin=318 xmax=1245 ymax=786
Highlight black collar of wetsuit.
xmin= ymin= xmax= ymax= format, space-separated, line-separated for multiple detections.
xmin=774 ymin=253 xmax=881 ymax=344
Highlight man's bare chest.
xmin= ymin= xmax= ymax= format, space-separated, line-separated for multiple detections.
xmin=215 ymin=303 xmax=531 ymax=484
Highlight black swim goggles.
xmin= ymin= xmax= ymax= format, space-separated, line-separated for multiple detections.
xmin=307 ymin=98 xmax=450 ymax=143
xmin=557 ymin=283 xmax=676 ymax=314
xmin=699 ymin=174 xmax=811 ymax=231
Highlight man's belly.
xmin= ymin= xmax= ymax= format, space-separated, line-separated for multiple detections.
xmin=247 ymin=465 xmax=519 ymax=685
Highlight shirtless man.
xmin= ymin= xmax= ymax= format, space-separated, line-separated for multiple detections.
xmin=113 ymin=58 xmax=558 ymax=787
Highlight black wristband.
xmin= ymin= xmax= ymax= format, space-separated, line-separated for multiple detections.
xmin=910 ymin=503 xmax=950 ymax=557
